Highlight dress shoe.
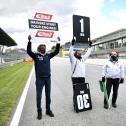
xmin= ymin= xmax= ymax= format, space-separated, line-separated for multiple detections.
xmin=104 ymin=104 xmax=109 ymax=109
xmin=37 ymin=111 xmax=42 ymax=120
xmin=46 ymin=110 xmax=54 ymax=117
xmin=112 ymin=103 xmax=117 ymax=108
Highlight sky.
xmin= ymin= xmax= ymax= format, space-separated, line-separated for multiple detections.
xmin=0 ymin=0 xmax=126 ymax=51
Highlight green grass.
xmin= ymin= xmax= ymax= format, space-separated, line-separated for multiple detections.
xmin=0 ymin=62 xmax=33 ymax=126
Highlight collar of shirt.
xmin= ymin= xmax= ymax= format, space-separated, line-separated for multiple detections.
xmin=38 ymin=52 xmax=46 ymax=56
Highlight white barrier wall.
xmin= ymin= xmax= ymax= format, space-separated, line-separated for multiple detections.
xmin=58 ymin=57 xmax=126 ymax=68
xmin=0 ymin=60 xmax=23 ymax=68
xmin=86 ymin=59 xmax=126 ymax=67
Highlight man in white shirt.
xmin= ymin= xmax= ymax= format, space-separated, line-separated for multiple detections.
xmin=69 ymin=39 xmax=93 ymax=90
xmin=102 ymin=51 xmax=124 ymax=109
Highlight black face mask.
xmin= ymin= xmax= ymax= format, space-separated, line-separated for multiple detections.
xmin=74 ymin=55 xmax=82 ymax=60
xmin=74 ymin=52 xmax=82 ymax=60
xmin=110 ymin=56 xmax=118 ymax=62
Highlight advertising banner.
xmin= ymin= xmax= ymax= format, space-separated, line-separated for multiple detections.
xmin=28 ymin=12 xmax=59 ymax=43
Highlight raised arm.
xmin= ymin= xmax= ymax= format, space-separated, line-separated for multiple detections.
xmin=69 ymin=45 xmax=75 ymax=62
xmin=69 ymin=38 xmax=76 ymax=63
xmin=49 ymin=43 xmax=60 ymax=59
xmin=82 ymin=40 xmax=93 ymax=60
xmin=82 ymin=47 xmax=93 ymax=61
xmin=27 ymin=35 xmax=36 ymax=59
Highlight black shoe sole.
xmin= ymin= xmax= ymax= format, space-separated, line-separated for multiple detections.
xmin=112 ymin=105 xmax=117 ymax=108
xmin=104 ymin=104 xmax=109 ymax=109
xmin=37 ymin=116 xmax=42 ymax=120
xmin=46 ymin=113 xmax=54 ymax=117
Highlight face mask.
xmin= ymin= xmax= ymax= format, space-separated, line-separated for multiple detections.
xmin=110 ymin=56 xmax=118 ymax=62
xmin=74 ymin=54 xmax=82 ymax=60
xmin=74 ymin=51 xmax=82 ymax=60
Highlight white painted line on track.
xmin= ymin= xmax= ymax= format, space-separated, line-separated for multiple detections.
xmin=10 ymin=66 xmax=34 ymax=126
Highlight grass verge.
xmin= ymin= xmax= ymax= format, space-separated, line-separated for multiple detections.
xmin=0 ymin=62 xmax=33 ymax=126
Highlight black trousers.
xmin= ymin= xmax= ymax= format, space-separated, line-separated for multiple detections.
xmin=36 ymin=77 xmax=51 ymax=113
xmin=104 ymin=78 xmax=120 ymax=105
xmin=71 ymin=77 xmax=85 ymax=108
xmin=72 ymin=77 xmax=85 ymax=90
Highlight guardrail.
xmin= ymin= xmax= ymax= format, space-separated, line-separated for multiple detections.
xmin=92 ymin=47 xmax=126 ymax=55
xmin=0 ymin=60 xmax=23 ymax=68
xmin=86 ymin=59 xmax=126 ymax=68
